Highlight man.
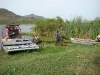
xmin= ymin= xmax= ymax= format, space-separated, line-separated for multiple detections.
xmin=34 ymin=35 xmax=42 ymax=44
xmin=56 ymin=31 xmax=61 ymax=44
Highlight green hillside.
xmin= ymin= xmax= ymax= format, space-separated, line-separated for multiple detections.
xmin=0 ymin=8 xmax=44 ymax=24
xmin=24 ymin=14 xmax=45 ymax=19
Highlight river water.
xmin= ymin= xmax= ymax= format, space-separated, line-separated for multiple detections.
xmin=0 ymin=24 xmax=34 ymax=49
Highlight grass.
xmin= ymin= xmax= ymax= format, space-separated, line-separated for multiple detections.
xmin=0 ymin=43 xmax=100 ymax=75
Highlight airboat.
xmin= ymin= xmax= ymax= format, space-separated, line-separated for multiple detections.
xmin=1 ymin=24 xmax=39 ymax=53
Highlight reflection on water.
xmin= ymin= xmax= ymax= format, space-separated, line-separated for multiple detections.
xmin=0 ymin=24 xmax=34 ymax=49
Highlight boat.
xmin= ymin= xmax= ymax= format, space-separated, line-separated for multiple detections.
xmin=1 ymin=24 xmax=39 ymax=53
xmin=71 ymin=37 xmax=100 ymax=45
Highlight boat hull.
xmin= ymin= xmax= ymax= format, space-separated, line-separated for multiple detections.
xmin=71 ymin=38 xmax=100 ymax=45
xmin=1 ymin=38 xmax=39 ymax=53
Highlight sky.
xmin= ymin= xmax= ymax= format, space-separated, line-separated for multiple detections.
xmin=0 ymin=0 xmax=100 ymax=20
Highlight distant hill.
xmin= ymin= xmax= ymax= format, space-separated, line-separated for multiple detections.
xmin=24 ymin=14 xmax=45 ymax=19
xmin=0 ymin=8 xmax=21 ymax=23
xmin=0 ymin=8 xmax=45 ymax=24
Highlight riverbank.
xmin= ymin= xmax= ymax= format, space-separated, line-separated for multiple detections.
xmin=0 ymin=43 xmax=100 ymax=75
xmin=0 ymin=22 xmax=35 ymax=25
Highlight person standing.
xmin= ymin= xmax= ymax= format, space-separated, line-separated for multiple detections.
xmin=56 ymin=31 xmax=61 ymax=44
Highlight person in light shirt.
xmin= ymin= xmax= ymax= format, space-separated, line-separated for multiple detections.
xmin=34 ymin=35 xmax=42 ymax=44
xmin=97 ymin=35 xmax=100 ymax=42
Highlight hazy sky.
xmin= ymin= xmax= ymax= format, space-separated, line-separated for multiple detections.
xmin=0 ymin=0 xmax=100 ymax=20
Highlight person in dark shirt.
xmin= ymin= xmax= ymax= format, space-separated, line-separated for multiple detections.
xmin=56 ymin=31 xmax=61 ymax=44
xmin=13 ymin=28 xmax=19 ymax=38
xmin=8 ymin=28 xmax=15 ymax=39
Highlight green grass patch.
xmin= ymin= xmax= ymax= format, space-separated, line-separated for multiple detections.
xmin=39 ymin=36 xmax=55 ymax=42
xmin=0 ymin=43 xmax=100 ymax=75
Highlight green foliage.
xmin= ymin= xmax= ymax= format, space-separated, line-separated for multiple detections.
xmin=21 ymin=32 xmax=31 ymax=36
xmin=89 ymin=18 xmax=100 ymax=39
xmin=33 ymin=16 xmax=66 ymax=38
xmin=32 ymin=16 xmax=100 ymax=39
